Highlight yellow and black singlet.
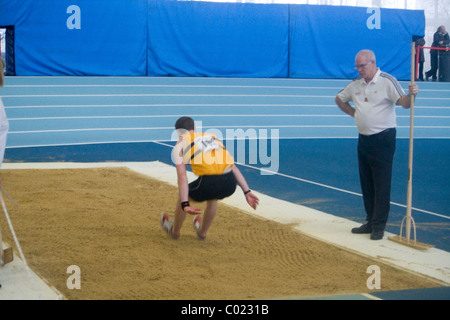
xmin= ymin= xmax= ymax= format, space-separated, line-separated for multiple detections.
xmin=181 ymin=133 xmax=234 ymax=176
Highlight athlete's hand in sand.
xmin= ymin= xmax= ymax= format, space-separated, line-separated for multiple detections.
xmin=245 ymin=192 xmax=259 ymax=210
xmin=184 ymin=206 xmax=202 ymax=215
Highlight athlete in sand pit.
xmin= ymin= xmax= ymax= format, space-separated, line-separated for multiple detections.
xmin=161 ymin=116 xmax=259 ymax=240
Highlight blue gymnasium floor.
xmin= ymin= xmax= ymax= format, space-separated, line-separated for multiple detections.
xmin=1 ymin=76 xmax=450 ymax=301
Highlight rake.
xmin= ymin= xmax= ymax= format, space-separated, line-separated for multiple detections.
xmin=388 ymin=41 xmax=434 ymax=250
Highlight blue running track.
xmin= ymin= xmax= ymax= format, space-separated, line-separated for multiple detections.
xmin=2 ymin=76 xmax=449 ymax=252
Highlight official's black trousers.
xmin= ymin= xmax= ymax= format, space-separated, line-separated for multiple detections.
xmin=357 ymin=128 xmax=396 ymax=232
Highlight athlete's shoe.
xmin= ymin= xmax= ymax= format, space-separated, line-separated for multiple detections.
xmin=192 ymin=215 xmax=205 ymax=240
xmin=160 ymin=213 xmax=174 ymax=238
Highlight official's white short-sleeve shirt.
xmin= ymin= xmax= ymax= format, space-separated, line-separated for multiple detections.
xmin=337 ymin=69 xmax=405 ymax=136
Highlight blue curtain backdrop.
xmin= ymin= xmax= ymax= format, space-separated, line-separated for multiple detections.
xmin=289 ymin=5 xmax=425 ymax=80
xmin=147 ymin=1 xmax=289 ymax=77
xmin=0 ymin=0 xmax=424 ymax=80
xmin=0 ymin=0 xmax=148 ymax=76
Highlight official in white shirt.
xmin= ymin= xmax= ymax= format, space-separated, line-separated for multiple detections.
xmin=335 ymin=49 xmax=418 ymax=240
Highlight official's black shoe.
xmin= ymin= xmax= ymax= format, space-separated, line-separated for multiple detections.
xmin=351 ymin=223 xmax=372 ymax=234
xmin=370 ymin=230 xmax=384 ymax=240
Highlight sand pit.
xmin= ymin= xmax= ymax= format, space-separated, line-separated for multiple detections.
xmin=0 ymin=167 xmax=440 ymax=300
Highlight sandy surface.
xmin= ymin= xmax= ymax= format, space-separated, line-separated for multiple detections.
xmin=0 ymin=168 xmax=440 ymax=300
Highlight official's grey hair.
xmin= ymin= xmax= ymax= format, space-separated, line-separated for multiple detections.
xmin=356 ymin=49 xmax=376 ymax=65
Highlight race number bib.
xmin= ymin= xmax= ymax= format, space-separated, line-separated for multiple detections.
xmin=193 ymin=135 xmax=220 ymax=154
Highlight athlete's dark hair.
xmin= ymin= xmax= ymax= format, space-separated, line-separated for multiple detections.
xmin=175 ymin=116 xmax=195 ymax=131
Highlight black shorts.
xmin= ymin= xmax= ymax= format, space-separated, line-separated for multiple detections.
xmin=189 ymin=172 xmax=237 ymax=202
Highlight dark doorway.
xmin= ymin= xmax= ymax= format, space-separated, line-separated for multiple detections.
xmin=0 ymin=26 xmax=15 ymax=76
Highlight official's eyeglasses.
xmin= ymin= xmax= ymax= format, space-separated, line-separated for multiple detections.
xmin=355 ymin=61 xmax=372 ymax=70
